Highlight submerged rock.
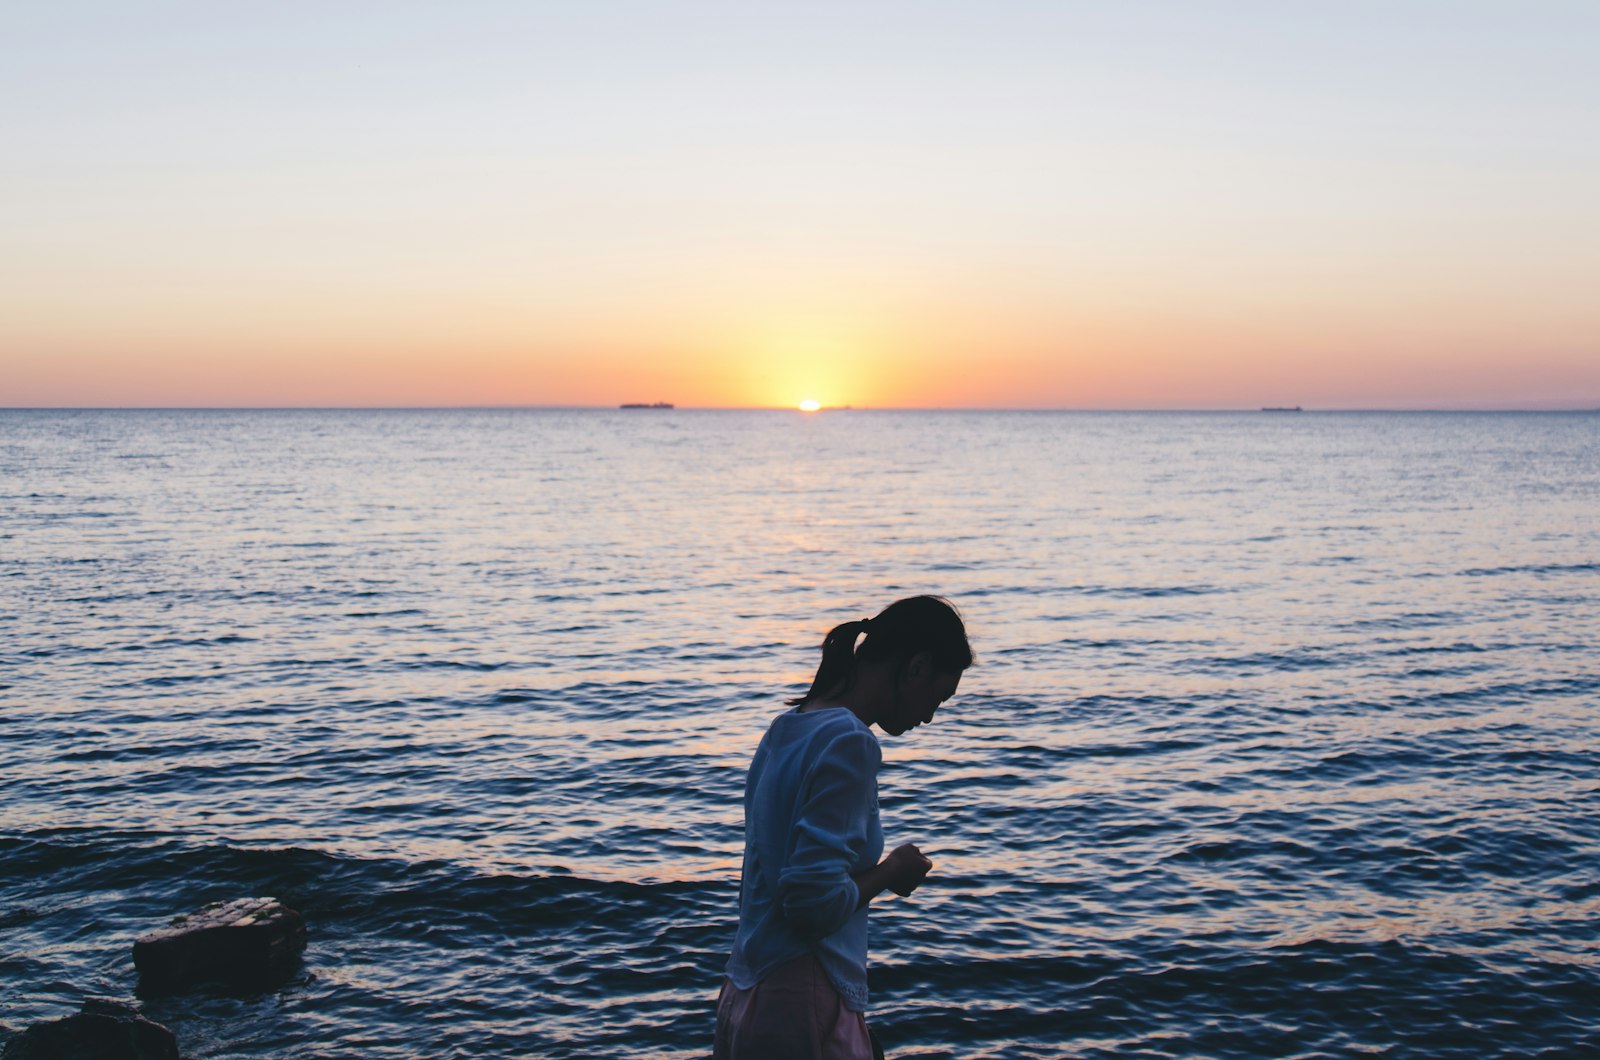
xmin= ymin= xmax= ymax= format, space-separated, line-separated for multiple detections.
xmin=133 ymin=897 xmax=305 ymax=994
xmin=2 ymin=999 xmax=178 ymax=1060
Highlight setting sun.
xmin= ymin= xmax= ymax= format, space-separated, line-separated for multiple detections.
xmin=798 ymin=399 xmax=822 ymax=412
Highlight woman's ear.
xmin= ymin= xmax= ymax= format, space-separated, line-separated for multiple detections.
xmin=904 ymin=650 xmax=934 ymax=683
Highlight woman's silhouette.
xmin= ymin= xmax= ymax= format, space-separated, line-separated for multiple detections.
xmin=715 ymin=596 xmax=974 ymax=1059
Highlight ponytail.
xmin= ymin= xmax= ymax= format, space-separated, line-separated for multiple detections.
xmin=788 ymin=596 xmax=972 ymax=707
xmin=786 ymin=618 xmax=871 ymax=706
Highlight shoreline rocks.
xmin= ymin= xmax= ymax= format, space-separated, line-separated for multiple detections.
xmin=1 ymin=999 xmax=178 ymax=1060
xmin=133 ymin=897 xmax=305 ymax=996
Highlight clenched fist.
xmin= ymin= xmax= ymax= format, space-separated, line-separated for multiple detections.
xmin=884 ymin=843 xmax=933 ymax=897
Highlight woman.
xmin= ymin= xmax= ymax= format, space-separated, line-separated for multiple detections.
xmin=714 ymin=596 xmax=974 ymax=1060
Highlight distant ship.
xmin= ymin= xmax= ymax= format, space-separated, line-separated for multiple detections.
xmin=1261 ymin=406 xmax=1303 ymax=412
xmin=619 ymin=401 xmax=674 ymax=409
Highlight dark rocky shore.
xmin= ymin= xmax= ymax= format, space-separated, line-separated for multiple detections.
xmin=3 ymin=899 xmax=304 ymax=1060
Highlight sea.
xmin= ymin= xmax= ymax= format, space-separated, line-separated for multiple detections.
xmin=2 ymin=409 xmax=1597 ymax=1059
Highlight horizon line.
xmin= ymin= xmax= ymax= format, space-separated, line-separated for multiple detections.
xmin=4 ymin=404 xmax=1599 ymax=414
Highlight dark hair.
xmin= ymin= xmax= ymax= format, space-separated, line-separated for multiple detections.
xmin=788 ymin=595 xmax=973 ymax=707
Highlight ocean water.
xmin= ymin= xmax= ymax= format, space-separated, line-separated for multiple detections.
xmin=2 ymin=408 xmax=1597 ymax=1059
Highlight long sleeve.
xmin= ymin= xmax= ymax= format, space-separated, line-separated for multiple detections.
xmin=727 ymin=708 xmax=884 ymax=1011
xmin=775 ymin=729 xmax=880 ymax=938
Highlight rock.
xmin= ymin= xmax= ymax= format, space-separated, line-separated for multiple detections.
xmin=2 ymin=998 xmax=178 ymax=1060
xmin=133 ymin=897 xmax=305 ymax=995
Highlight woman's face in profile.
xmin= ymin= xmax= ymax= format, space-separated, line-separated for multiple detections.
xmin=884 ymin=663 xmax=961 ymax=736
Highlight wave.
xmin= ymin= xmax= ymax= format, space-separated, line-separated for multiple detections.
xmin=865 ymin=939 xmax=1595 ymax=1058
xmin=1458 ymin=561 xmax=1600 ymax=577
xmin=0 ymin=833 xmax=723 ymax=934
xmin=964 ymin=583 xmax=1229 ymax=600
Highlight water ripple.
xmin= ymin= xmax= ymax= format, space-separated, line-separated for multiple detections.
xmin=3 ymin=409 xmax=1598 ymax=1057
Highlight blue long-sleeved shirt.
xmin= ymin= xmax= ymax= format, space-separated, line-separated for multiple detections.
xmin=725 ymin=706 xmax=884 ymax=1011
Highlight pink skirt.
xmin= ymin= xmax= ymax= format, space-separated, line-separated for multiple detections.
xmin=713 ymin=953 xmax=877 ymax=1060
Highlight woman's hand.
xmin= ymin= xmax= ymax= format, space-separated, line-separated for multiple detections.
xmin=884 ymin=843 xmax=933 ymax=896
xmin=853 ymin=842 xmax=934 ymax=908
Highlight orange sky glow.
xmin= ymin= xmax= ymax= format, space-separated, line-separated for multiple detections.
xmin=3 ymin=3 xmax=1596 ymax=409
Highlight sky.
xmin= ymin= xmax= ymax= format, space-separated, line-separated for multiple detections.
xmin=3 ymin=1 xmax=1597 ymax=409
